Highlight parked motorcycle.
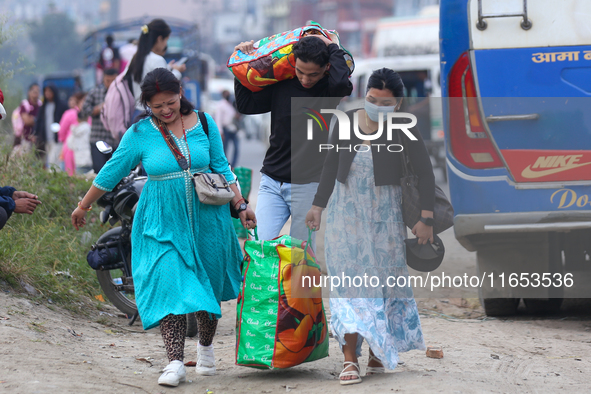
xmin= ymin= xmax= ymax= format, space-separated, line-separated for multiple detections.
xmin=90 ymin=141 xmax=198 ymax=336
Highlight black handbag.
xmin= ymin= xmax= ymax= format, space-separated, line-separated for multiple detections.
xmin=398 ymin=137 xmax=454 ymax=234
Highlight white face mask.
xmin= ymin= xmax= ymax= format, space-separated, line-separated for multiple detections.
xmin=364 ymin=100 xmax=396 ymax=122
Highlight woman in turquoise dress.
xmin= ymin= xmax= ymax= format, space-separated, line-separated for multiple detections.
xmin=71 ymin=68 xmax=256 ymax=387
xmin=306 ymin=68 xmax=435 ymax=385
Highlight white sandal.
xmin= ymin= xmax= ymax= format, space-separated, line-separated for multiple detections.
xmin=339 ymin=361 xmax=362 ymax=385
xmin=366 ymin=354 xmax=385 ymax=375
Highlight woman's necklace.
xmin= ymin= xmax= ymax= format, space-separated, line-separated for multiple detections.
xmin=179 ymin=114 xmax=192 ymax=168
xmin=157 ymin=113 xmax=191 ymax=169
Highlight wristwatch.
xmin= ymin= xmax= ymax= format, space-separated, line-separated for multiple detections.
xmin=236 ymin=202 xmax=248 ymax=214
xmin=419 ymin=217 xmax=435 ymax=226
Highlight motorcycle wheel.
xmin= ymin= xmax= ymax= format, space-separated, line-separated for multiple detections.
xmin=95 ymin=227 xmax=137 ymax=317
xmin=95 ymin=228 xmax=201 ymax=338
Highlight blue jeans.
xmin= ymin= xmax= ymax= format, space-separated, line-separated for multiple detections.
xmin=255 ymin=174 xmax=318 ymax=250
xmin=222 ymin=128 xmax=239 ymax=167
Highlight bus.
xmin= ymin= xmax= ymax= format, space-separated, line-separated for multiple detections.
xmin=440 ymin=0 xmax=591 ymax=315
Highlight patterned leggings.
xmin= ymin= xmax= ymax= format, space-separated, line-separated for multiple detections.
xmin=160 ymin=312 xmax=218 ymax=362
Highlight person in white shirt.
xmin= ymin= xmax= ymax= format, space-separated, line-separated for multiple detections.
xmin=126 ymin=19 xmax=186 ymax=119
xmin=67 ymin=113 xmax=93 ymax=175
xmin=214 ymin=90 xmax=240 ymax=167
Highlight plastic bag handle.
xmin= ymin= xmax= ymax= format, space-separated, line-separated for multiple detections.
xmin=304 ymin=228 xmax=313 ymax=262
xmin=248 ymin=226 xmax=259 ymax=241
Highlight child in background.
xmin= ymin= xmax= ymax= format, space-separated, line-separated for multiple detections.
xmin=59 ymin=92 xmax=86 ymax=175
xmin=67 ymin=113 xmax=93 ymax=175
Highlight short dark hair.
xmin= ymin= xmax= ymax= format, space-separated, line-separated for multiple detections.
xmin=104 ymin=68 xmax=118 ymax=76
xmin=366 ymin=68 xmax=404 ymax=98
xmin=292 ymin=36 xmax=330 ymax=67
xmin=106 ymin=35 xmax=114 ymax=46
xmin=140 ymin=68 xmax=194 ymax=115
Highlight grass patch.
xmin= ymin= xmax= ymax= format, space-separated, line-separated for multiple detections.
xmin=0 ymin=145 xmax=114 ymax=312
xmin=7 ymin=307 xmax=27 ymax=316
xmin=95 ymin=316 xmax=112 ymax=326
xmin=28 ymin=321 xmax=48 ymax=333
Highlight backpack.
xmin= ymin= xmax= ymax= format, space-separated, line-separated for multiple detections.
xmin=11 ymin=99 xmax=35 ymax=138
xmin=198 ymin=111 xmax=208 ymax=135
xmin=101 ymin=72 xmax=135 ymax=142
xmin=11 ymin=108 xmax=24 ymax=138
xmin=0 ymin=88 xmax=6 ymax=120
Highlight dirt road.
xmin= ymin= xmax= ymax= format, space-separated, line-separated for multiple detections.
xmin=1 ymin=288 xmax=590 ymax=394
xmin=2 ymin=138 xmax=589 ymax=393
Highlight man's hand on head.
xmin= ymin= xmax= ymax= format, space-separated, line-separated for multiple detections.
xmin=234 ymin=40 xmax=255 ymax=55
xmin=314 ymin=35 xmax=333 ymax=46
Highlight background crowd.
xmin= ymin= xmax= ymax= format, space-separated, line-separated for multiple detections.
xmin=10 ymin=67 xmax=118 ymax=176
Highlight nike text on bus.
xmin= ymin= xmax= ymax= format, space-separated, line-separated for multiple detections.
xmin=521 ymin=154 xmax=591 ymax=179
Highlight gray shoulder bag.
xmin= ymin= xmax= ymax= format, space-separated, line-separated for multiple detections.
xmin=157 ymin=113 xmax=235 ymax=206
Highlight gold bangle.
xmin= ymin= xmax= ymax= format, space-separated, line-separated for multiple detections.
xmin=78 ymin=201 xmax=92 ymax=212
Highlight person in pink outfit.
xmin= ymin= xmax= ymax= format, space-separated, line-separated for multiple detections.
xmin=58 ymin=92 xmax=86 ymax=175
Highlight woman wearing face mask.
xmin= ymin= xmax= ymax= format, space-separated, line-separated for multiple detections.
xmin=126 ymin=18 xmax=187 ymax=121
xmin=305 ymin=68 xmax=434 ymax=385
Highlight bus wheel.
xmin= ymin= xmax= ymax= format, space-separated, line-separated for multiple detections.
xmin=524 ymin=232 xmax=564 ymax=315
xmin=523 ymin=298 xmax=563 ymax=314
xmin=479 ymin=296 xmax=520 ymax=317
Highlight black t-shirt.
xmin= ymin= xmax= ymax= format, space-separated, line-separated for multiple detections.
xmin=234 ymin=43 xmax=353 ymax=184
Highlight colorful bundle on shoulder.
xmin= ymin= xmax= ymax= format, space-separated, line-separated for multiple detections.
xmin=228 ymin=22 xmax=355 ymax=92
xmin=235 ymin=230 xmax=328 ymax=369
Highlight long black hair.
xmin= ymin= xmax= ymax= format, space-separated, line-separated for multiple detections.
xmin=366 ymin=68 xmax=405 ymax=98
xmin=127 ymin=19 xmax=171 ymax=83
xmin=140 ymin=68 xmax=194 ymax=115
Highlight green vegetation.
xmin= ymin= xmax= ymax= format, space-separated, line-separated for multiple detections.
xmin=0 ymin=14 xmax=28 ymax=88
xmin=28 ymin=9 xmax=83 ymax=74
xmin=0 ymin=15 xmax=30 ymax=135
xmin=0 ymin=145 xmax=112 ymax=312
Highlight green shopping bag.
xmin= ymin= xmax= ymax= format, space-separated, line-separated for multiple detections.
xmin=232 ymin=167 xmax=253 ymax=238
xmin=236 ymin=229 xmax=329 ymax=369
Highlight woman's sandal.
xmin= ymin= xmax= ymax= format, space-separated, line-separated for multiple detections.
xmin=365 ymin=354 xmax=386 ymax=375
xmin=339 ymin=361 xmax=362 ymax=385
